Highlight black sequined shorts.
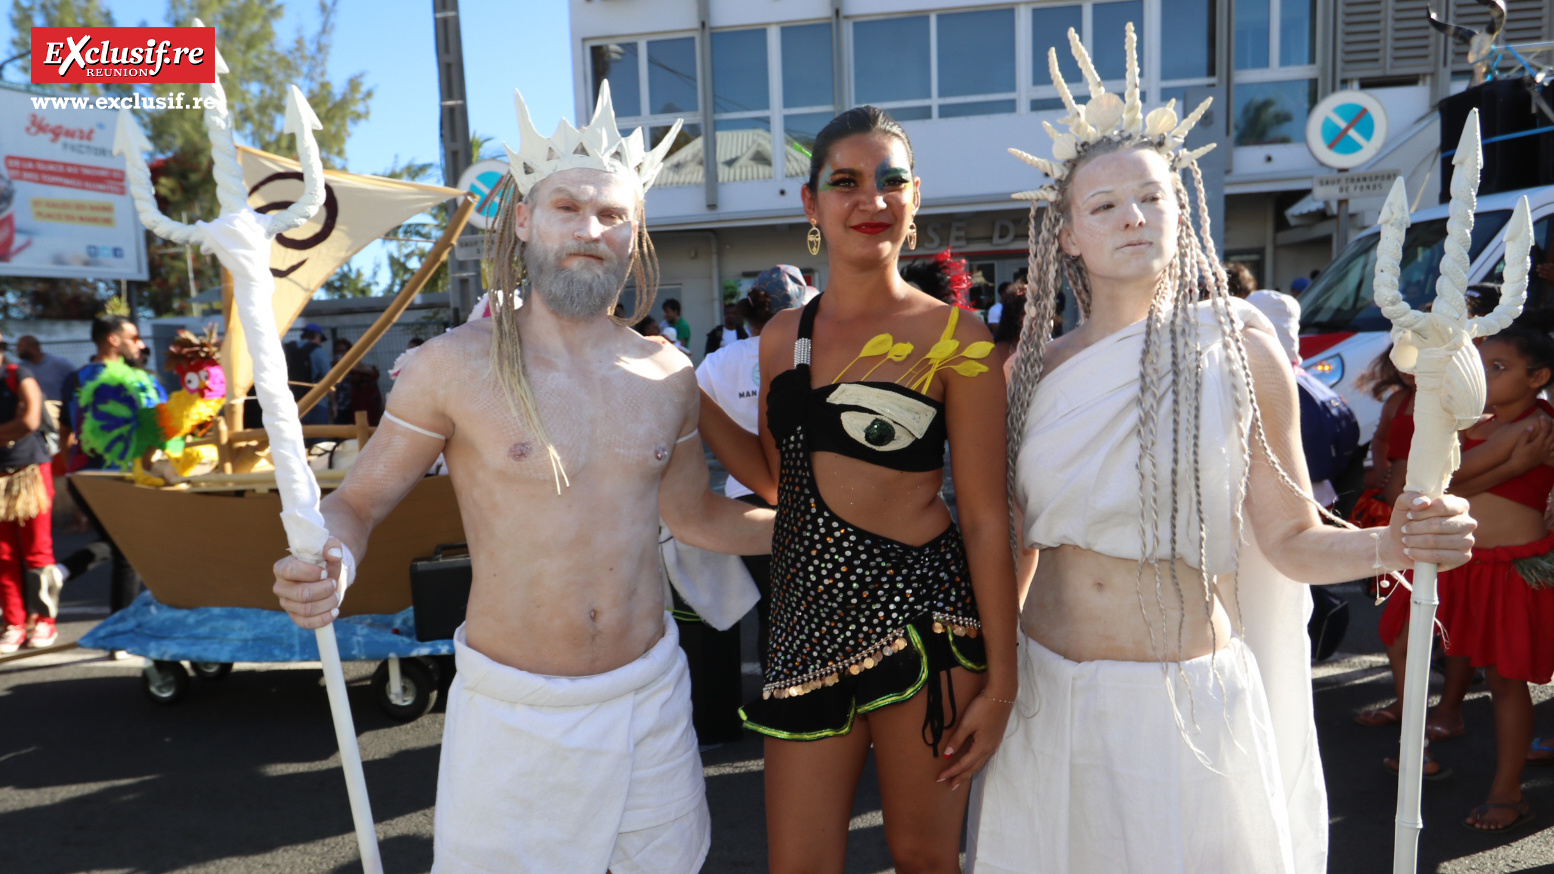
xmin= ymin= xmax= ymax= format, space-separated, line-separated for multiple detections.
xmin=738 ymin=613 xmax=986 ymax=747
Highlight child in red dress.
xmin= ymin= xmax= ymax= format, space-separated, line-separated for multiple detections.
xmin=1378 ymin=327 xmax=1554 ymax=831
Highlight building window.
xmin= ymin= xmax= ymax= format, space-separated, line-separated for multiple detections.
xmin=589 ymin=34 xmax=703 ymax=187
xmin=713 ymin=28 xmax=774 ymax=183
xmin=781 ymin=21 xmax=836 ymax=178
xmin=853 ymin=8 xmax=1017 ymax=120
xmin=1029 ymin=1 xmax=1210 ymax=112
xmin=1232 ymin=0 xmax=1318 ymax=147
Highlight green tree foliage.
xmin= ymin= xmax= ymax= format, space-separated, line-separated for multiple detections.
xmin=3 ymin=0 xmax=372 ymax=318
xmin=333 ymin=133 xmax=492 ymax=301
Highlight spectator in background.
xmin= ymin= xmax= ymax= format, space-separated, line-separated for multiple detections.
xmin=987 ymin=281 xmax=1009 ymax=327
xmin=704 ymin=303 xmax=748 ymax=356
xmin=15 ymin=335 xmax=74 ymax=402
xmin=695 ymin=264 xmax=808 ymax=678
xmin=1290 ymin=276 xmax=1311 ymax=296
xmin=285 ymin=324 xmax=331 ymax=428
xmin=660 ymin=299 xmax=690 ymax=350
xmin=0 ymin=334 xmax=54 ymax=652
xmin=993 ymin=292 xmax=1026 ymax=371
xmin=331 ymin=337 xmax=384 ymax=427
xmin=60 ymin=315 xmax=156 ymax=618
xmin=406 ymin=337 xmax=425 ymax=349
xmin=1224 ymin=260 xmax=1258 ymax=299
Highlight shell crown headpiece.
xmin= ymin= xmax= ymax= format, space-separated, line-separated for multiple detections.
xmin=505 ymin=81 xmax=683 ymax=198
xmin=1008 ymin=22 xmax=1217 ymax=203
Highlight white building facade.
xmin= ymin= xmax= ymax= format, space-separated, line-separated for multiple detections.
xmin=568 ymin=0 xmax=1553 ymax=354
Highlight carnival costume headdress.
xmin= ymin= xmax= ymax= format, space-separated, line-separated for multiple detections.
xmin=504 ymin=81 xmax=681 ymax=198
xmin=1008 ymin=24 xmax=1215 ymax=204
xmin=485 ymin=82 xmax=684 ymax=491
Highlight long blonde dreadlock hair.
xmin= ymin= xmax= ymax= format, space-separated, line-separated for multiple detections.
xmin=482 ymin=172 xmax=663 ymax=490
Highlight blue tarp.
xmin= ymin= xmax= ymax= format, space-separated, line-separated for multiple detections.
xmin=79 ymin=592 xmax=453 ymax=662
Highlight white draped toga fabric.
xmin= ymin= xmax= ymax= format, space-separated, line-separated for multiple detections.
xmin=967 ymin=300 xmax=1327 ymax=874
xmin=433 ymin=615 xmax=709 ymax=874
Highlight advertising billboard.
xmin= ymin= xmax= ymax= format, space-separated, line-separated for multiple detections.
xmin=0 ymin=83 xmax=148 ymax=280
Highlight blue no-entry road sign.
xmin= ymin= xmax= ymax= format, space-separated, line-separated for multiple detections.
xmin=1305 ymin=91 xmax=1389 ymax=170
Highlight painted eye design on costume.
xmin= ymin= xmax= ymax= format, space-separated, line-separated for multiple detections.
xmin=828 ymin=383 xmax=936 ymax=453
xmin=183 ymin=371 xmax=202 ymax=392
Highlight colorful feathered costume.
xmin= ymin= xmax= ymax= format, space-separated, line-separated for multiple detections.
xmin=76 ymin=329 xmax=226 ymax=481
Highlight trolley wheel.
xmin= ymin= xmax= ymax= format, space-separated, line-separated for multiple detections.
xmin=372 ymin=657 xmax=437 ymax=722
xmin=191 ymin=661 xmax=233 ymax=681
xmin=142 ymin=660 xmax=190 ymax=705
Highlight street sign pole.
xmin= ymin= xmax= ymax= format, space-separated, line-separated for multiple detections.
xmin=1306 ymin=91 xmax=1389 ymax=259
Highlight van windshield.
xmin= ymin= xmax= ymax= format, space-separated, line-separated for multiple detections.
xmin=1298 ymin=210 xmax=1511 ymax=334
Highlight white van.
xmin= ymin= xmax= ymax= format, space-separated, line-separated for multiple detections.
xmin=1297 ymin=183 xmax=1554 ymax=441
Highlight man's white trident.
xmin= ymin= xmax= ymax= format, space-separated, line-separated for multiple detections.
xmin=113 ymin=20 xmax=383 ymax=874
xmin=1379 ymin=107 xmax=1532 ymax=874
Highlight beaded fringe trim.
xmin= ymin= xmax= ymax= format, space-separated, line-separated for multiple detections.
xmin=1513 ymin=548 xmax=1554 ymax=591
xmin=761 ymin=615 xmax=980 ymax=700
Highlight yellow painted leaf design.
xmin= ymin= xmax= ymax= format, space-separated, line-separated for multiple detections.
xmin=960 ymin=341 xmax=994 ymax=360
xmin=924 ymin=339 xmax=960 ymax=361
xmin=887 ymin=342 xmax=914 ymax=362
xmin=860 ymin=334 xmax=894 ymax=357
xmin=950 ymin=361 xmax=989 ymax=378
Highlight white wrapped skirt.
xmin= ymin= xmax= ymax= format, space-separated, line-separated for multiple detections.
xmin=966 ymin=633 xmax=1296 ymax=874
xmin=433 ymin=616 xmax=709 ymax=874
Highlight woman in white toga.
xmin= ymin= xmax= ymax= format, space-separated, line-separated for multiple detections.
xmin=965 ymin=24 xmax=1477 ymax=874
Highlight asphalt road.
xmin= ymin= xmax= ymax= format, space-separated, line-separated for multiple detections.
xmin=3 ymin=539 xmax=1553 ymax=873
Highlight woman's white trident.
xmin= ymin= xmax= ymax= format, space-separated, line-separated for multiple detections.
xmin=1378 ymin=107 xmax=1532 ymax=874
xmin=112 ymin=20 xmax=382 ymax=874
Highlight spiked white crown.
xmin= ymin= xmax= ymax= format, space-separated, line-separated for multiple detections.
xmin=1009 ymin=23 xmax=1216 ymax=202
xmin=505 ymin=81 xmax=682 ymax=198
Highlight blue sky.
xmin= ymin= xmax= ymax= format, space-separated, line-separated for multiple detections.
xmin=7 ymin=0 xmax=577 ymax=286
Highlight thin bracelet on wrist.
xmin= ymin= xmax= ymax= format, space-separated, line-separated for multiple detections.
xmin=979 ymin=692 xmax=1017 ymax=706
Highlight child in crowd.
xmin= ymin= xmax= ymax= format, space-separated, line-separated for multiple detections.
xmin=1363 ymin=326 xmax=1554 ymax=832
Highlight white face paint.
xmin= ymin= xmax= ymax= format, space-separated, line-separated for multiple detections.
xmin=517 ymin=167 xmax=641 ymax=320
xmin=1059 ymin=148 xmax=1180 ymax=289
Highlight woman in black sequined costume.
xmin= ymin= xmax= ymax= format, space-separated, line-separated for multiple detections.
xmin=699 ymin=106 xmax=1019 ymax=874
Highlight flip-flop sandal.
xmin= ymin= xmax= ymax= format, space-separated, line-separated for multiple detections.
xmin=1528 ymin=738 xmax=1554 ymax=765
xmin=1463 ymin=801 xmax=1535 ymax=834
xmin=1354 ymin=708 xmax=1401 ymax=728
xmin=1425 ymin=724 xmax=1467 ymax=742
xmin=1383 ymin=751 xmax=1452 ymax=781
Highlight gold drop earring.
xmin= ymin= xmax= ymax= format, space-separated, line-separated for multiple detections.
xmin=807 ymin=220 xmax=822 ymax=256
xmin=906 ymin=222 xmax=918 ymax=250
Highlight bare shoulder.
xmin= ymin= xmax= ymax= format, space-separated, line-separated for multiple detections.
xmin=762 ymin=306 xmax=803 ymax=344
xmin=627 ymin=327 xmax=694 ymax=378
xmin=1237 ymin=313 xmax=1296 ymax=393
xmin=397 ymin=320 xmax=491 ymax=379
xmin=947 ymin=304 xmax=994 ymax=344
xmin=1038 ymin=328 xmax=1083 ymax=371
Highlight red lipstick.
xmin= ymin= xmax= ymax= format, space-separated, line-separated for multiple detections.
xmin=851 ymin=222 xmax=891 ymax=235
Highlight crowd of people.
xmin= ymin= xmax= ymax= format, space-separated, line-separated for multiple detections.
xmin=261 ymin=28 xmax=1490 ymax=868
xmin=9 ymin=22 xmax=1538 ymax=874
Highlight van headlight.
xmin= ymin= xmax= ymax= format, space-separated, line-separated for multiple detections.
xmin=1307 ymin=354 xmax=1343 ymax=386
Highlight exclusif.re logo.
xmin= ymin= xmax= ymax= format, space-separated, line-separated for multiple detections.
xmin=30 ymin=26 xmax=215 ymax=85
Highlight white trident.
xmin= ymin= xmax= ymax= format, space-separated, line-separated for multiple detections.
xmin=1378 ymin=107 xmax=1532 ymax=874
xmin=113 ymin=20 xmax=383 ymax=874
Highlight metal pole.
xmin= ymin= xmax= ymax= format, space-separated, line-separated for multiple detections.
xmin=698 ymin=0 xmax=717 ymax=210
xmin=433 ymin=0 xmax=477 ymax=320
